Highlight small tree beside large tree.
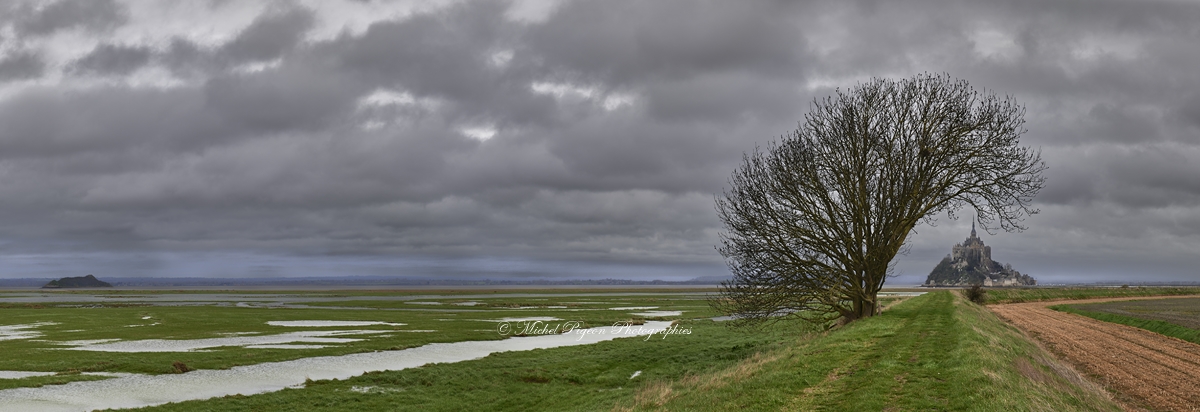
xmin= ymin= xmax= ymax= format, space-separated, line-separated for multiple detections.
xmin=713 ymin=73 xmax=1046 ymax=325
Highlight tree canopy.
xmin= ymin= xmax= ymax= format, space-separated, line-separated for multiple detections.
xmin=713 ymin=73 xmax=1046 ymax=325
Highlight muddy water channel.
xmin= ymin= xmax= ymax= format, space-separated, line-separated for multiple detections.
xmin=0 ymin=321 xmax=672 ymax=411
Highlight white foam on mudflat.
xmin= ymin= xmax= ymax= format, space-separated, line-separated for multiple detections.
xmin=81 ymin=372 xmax=140 ymax=378
xmin=0 ymin=371 xmax=140 ymax=380
xmin=59 ymin=330 xmax=389 ymax=352
xmin=124 ymin=323 xmax=160 ymax=327
xmin=0 ymin=323 xmax=57 ymax=341
xmin=266 ymin=321 xmax=405 ymax=327
xmin=609 ymin=307 xmax=657 ymax=310
xmin=452 ymin=302 xmax=481 ymax=306
xmin=630 ymin=311 xmax=682 ymax=317
xmin=0 ymin=371 xmax=56 ymax=379
xmin=55 ymin=339 xmax=121 ymax=346
xmin=0 ymin=321 xmax=673 ymax=411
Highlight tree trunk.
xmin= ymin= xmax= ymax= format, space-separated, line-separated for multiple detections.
xmin=844 ymin=293 xmax=879 ymax=322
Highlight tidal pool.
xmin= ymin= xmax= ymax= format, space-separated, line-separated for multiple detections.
xmin=630 ymin=311 xmax=682 ymax=317
xmin=265 ymin=321 xmax=405 ymax=327
xmin=58 ymin=330 xmax=390 ymax=352
xmin=0 ymin=321 xmax=672 ymax=411
xmin=483 ymin=316 xmax=561 ymax=322
xmin=0 ymin=323 xmax=56 ymax=341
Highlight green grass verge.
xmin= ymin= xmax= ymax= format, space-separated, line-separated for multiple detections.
xmin=616 ymin=292 xmax=1118 ymax=411
xmin=1049 ymin=304 xmax=1200 ymax=345
xmin=983 ymin=287 xmax=1200 ymax=304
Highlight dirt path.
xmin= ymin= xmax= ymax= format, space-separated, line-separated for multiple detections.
xmin=991 ymin=297 xmax=1200 ymax=412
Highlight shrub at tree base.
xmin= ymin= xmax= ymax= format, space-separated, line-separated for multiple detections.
xmin=962 ymin=284 xmax=987 ymax=304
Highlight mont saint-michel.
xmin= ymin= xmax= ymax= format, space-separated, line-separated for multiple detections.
xmin=924 ymin=221 xmax=1036 ymax=287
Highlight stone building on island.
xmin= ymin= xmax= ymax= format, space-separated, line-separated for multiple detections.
xmin=924 ymin=220 xmax=1036 ymax=287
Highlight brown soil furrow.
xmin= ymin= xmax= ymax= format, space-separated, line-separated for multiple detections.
xmin=994 ymin=308 xmax=1192 ymax=410
xmin=1030 ymin=308 xmax=1200 ymax=370
xmin=1000 ymin=307 xmax=1199 ymax=409
xmin=1002 ymin=305 xmax=1200 ymax=407
xmin=991 ymin=301 xmax=1200 ymax=412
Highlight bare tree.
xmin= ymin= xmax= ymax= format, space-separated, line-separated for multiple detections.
xmin=713 ymin=73 xmax=1046 ymax=325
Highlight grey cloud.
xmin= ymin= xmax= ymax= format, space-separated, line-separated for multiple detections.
xmin=201 ymin=65 xmax=365 ymax=135
xmin=1177 ymin=94 xmax=1200 ymax=129
xmin=219 ymin=6 xmax=315 ymax=63
xmin=13 ymin=0 xmax=128 ymax=37
xmin=525 ymin=0 xmax=809 ymax=86
xmin=159 ymin=37 xmax=216 ymax=78
xmin=1083 ymin=103 xmax=1163 ymax=144
xmin=331 ymin=3 xmax=511 ymax=99
xmin=642 ymin=73 xmax=804 ymax=124
xmin=69 ymin=43 xmax=152 ymax=76
xmin=1 ymin=0 xmax=1200 ymax=282
xmin=0 ymin=86 xmax=220 ymax=159
xmin=0 ymin=50 xmax=44 ymax=81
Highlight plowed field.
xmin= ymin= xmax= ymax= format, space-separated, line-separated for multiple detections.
xmin=992 ymin=298 xmax=1200 ymax=411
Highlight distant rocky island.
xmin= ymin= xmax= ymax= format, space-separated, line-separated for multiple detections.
xmin=924 ymin=221 xmax=1036 ymax=287
xmin=43 ymin=274 xmax=113 ymax=288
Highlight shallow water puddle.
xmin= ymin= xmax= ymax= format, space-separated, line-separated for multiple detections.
xmin=0 ymin=371 xmax=140 ymax=379
xmin=0 ymin=323 xmax=57 ymax=341
xmin=630 ymin=311 xmax=682 ymax=317
xmin=266 ymin=321 xmax=405 ymax=327
xmin=0 ymin=321 xmax=672 ymax=411
xmin=0 ymin=371 xmax=56 ymax=379
xmin=59 ymin=330 xmax=389 ymax=352
xmin=479 ymin=317 xmax=561 ymax=322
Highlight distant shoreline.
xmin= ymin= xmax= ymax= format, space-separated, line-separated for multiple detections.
xmin=0 ymin=284 xmax=725 ymax=292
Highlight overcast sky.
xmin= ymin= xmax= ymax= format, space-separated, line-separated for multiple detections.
xmin=0 ymin=0 xmax=1197 ymax=284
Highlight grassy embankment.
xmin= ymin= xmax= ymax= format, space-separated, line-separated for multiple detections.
xmin=133 ymin=292 xmax=1118 ymax=411
xmin=983 ymin=286 xmax=1200 ymax=304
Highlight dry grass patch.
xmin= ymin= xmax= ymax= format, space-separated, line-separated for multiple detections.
xmin=614 ymin=349 xmax=788 ymax=411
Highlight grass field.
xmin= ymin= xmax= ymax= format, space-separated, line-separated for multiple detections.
xmin=120 ymin=292 xmax=1115 ymax=411
xmin=1051 ymin=297 xmax=1200 ymax=346
xmin=0 ymin=291 xmax=710 ymax=391
xmin=982 ymin=286 xmax=1200 ymax=304
xmin=0 ymin=289 xmax=1125 ymax=410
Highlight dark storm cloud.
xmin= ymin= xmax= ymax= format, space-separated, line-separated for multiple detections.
xmin=524 ymin=0 xmax=808 ymax=86
xmin=0 ymin=50 xmax=44 ymax=81
xmin=219 ymin=5 xmax=316 ymax=63
xmin=202 ymin=66 xmax=365 ymax=135
xmin=0 ymin=0 xmax=1199 ymax=282
xmin=69 ymin=43 xmax=152 ymax=76
xmin=12 ymin=0 xmax=128 ymax=37
xmin=160 ymin=37 xmax=216 ymax=78
xmin=1177 ymin=94 xmax=1200 ymax=129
